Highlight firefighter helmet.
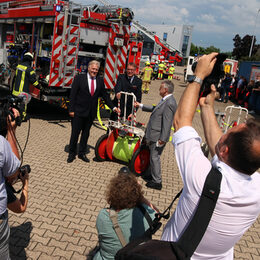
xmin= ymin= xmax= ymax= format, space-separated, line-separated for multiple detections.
xmin=24 ymin=52 xmax=34 ymax=59
xmin=145 ymin=61 xmax=150 ymax=66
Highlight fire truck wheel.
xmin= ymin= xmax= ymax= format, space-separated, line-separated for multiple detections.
xmin=95 ymin=134 xmax=109 ymax=161
xmin=129 ymin=145 xmax=150 ymax=176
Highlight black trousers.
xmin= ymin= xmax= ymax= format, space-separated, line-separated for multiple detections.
xmin=69 ymin=115 xmax=93 ymax=156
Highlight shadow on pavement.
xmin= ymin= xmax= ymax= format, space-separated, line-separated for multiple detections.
xmin=9 ymin=222 xmax=32 ymax=260
xmin=27 ymin=99 xmax=69 ymax=122
xmin=64 ymin=144 xmax=94 ymax=155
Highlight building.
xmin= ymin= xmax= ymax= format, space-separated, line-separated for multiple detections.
xmin=141 ymin=24 xmax=193 ymax=62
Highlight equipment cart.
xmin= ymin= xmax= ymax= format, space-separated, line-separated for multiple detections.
xmin=95 ymin=92 xmax=150 ymax=176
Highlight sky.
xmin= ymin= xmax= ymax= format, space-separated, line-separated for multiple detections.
xmin=75 ymin=0 xmax=260 ymax=52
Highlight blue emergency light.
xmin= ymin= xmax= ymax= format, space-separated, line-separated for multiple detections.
xmin=56 ymin=5 xmax=62 ymax=12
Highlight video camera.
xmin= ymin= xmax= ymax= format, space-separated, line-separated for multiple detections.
xmin=192 ymin=53 xmax=227 ymax=97
xmin=0 ymin=94 xmax=27 ymax=136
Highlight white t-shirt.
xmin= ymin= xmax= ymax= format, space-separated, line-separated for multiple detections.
xmin=161 ymin=126 xmax=260 ymax=260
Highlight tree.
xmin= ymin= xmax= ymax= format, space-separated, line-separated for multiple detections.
xmin=190 ymin=43 xmax=219 ymax=56
xmin=232 ymin=34 xmax=258 ymax=60
xmin=190 ymin=43 xmax=199 ymax=56
xmin=204 ymin=46 xmax=220 ymax=54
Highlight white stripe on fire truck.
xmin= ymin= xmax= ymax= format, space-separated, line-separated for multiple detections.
xmin=104 ymin=73 xmax=114 ymax=90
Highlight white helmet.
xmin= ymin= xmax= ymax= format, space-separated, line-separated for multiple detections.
xmin=24 ymin=52 xmax=34 ymax=59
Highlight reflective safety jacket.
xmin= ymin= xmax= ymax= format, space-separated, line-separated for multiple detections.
xmin=158 ymin=63 xmax=165 ymax=70
xmin=142 ymin=66 xmax=153 ymax=81
xmin=12 ymin=61 xmax=39 ymax=96
xmin=168 ymin=67 xmax=175 ymax=74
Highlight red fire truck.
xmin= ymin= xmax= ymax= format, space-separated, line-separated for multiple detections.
xmin=0 ymin=0 xmax=142 ymax=104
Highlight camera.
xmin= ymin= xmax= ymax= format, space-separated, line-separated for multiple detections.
xmin=19 ymin=164 xmax=31 ymax=178
xmin=192 ymin=53 xmax=227 ymax=97
xmin=0 ymin=95 xmax=26 ymax=136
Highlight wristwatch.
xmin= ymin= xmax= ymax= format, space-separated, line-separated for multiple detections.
xmin=187 ymin=75 xmax=203 ymax=86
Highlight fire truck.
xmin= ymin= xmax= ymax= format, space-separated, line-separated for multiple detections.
xmin=0 ymin=0 xmax=142 ymax=104
xmin=131 ymin=20 xmax=183 ymax=68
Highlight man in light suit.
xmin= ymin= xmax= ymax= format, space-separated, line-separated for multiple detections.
xmin=135 ymin=80 xmax=177 ymax=190
xmin=67 ymin=60 xmax=119 ymax=163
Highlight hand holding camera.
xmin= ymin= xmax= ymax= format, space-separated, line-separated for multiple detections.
xmin=7 ymin=108 xmax=20 ymax=130
xmin=189 ymin=53 xmax=227 ymax=97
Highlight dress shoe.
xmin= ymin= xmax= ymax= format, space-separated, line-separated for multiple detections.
xmin=78 ymin=154 xmax=90 ymax=163
xmin=146 ymin=181 xmax=162 ymax=190
xmin=67 ymin=154 xmax=76 ymax=163
xmin=141 ymin=174 xmax=153 ymax=182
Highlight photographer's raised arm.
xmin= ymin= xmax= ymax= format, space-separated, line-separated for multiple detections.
xmin=173 ymin=53 xmax=218 ymax=131
xmin=199 ymin=86 xmax=223 ymax=156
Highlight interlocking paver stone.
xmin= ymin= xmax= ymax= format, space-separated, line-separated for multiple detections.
xmin=7 ymin=66 xmax=259 ymax=259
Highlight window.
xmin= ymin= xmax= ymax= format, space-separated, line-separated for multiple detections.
xmin=182 ymin=35 xmax=190 ymax=56
xmin=163 ymin=32 xmax=168 ymax=42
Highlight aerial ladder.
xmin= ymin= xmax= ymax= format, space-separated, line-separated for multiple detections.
xmin=96 ymin=0 xmax=182 ymax=63
xmin=132 ymin=20 xmax=182 ymax=63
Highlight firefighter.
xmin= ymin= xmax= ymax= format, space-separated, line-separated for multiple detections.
xmin=141 ymin=61 xmax=153 ymax=94
xmin=7 ymin=43 xmax=18 ymax=70
xmin=158 ymin=61 xmax=165 ymax=79
xmin=168 ymin=64 xmax=175 ymax=80
xmin=12 ymin=52 xmax=43 ymax=119
xmin=152 ymin=61 xmax=159 ymax=80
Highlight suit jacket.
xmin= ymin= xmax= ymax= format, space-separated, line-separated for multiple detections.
xmin=114 ymin=74 xmax=142 ymax=116
xmin=143 ymin=95 xmax=177 ymax=143
xmin=69 ymin=73 xmax=114 ymax=119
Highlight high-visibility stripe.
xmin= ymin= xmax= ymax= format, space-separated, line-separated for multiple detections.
xmin=12 ymin=64 xmax=27 ymax=96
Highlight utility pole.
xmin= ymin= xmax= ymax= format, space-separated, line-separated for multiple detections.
xmin=249 ymin=9 xmax=260 ymax=57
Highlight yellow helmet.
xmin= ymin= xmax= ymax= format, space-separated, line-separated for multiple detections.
xmin=145 ymin=61 xmax=150 ymax=66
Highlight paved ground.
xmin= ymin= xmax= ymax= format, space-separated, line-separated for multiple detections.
xmin=9 ymin=67 xmax=260 ymax=259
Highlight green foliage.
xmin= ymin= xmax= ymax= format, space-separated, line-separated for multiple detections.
xmin=222 ymin=51 xmax=233 ymax=59
xmin=190 ymin=43 xmax=220 ymax=56
xmin=232 ymin=34 xmax=258 ymax=60
xmin=204 ymin=45 xmax=220 ymax=54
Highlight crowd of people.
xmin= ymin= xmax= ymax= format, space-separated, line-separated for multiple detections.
xmin=1 ymin=53 xmax=260 ymax=260
xmin=218 ymin=73 xmax=260 ymax=113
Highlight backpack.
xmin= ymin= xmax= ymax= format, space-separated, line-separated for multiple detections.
xmin=115 ymin=167 xmax=222 ymax=260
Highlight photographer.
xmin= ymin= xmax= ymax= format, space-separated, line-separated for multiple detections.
xmin=161 ymin=53 xmax=260 ymax=259
xmin=0 ymin=108 xmax=21 ymax=259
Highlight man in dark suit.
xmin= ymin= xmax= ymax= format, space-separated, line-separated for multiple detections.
xmin=135 ymin=80 xmax=177 ymax=190
xmin=111 ymin=62 xmax=142 ymax=120
xmin=67 ymin=60 xmax=119 ymax=163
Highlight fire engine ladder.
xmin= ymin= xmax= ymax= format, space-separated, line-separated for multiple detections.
xmin=62 ymin=3 xmax=83 ymax=87
xmin=131 ymin=20 xmax=181 ymax=55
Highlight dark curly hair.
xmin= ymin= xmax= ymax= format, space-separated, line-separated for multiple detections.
xmin=106 ymin=173 xmax=144 ymax=211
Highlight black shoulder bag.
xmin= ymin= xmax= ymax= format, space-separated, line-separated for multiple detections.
xmin=115 ymin=167 xmax=222 ymax=260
